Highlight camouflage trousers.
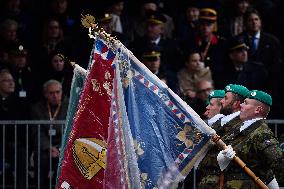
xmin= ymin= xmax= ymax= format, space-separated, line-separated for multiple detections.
xmin=198 ymin=175 xmax=259 ymax=189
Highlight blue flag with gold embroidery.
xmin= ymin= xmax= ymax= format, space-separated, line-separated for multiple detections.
xmin=106 ymin=40 xmax=216 ymax=188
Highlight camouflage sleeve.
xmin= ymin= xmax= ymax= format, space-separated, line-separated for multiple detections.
xmin=252 ymin=128 xmax=283 ymax=182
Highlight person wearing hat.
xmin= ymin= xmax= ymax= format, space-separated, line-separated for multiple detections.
xmin=197 ymin=84 xmax=250 ymax=189
xmin=204 ymin=89 xmax=225 ymax=126
xmin=7 ymin=44 xmax=37 ymax=103
xmin=216 ymin=90 xmax=283 ymax=188
xmin=96 ymin=10 xmax=128 ymax=46
xmin=141 ymin=44 xmax=179 ymax=94
xmin=181 ymin=7 xmax=227 ymax=88
xmin=223 ymin=36 xmax=269 ymax=90
xmin=176 ymin=0 xmax=200 ymax=42
xmin=130 ymin=10 xmax=181 ymax=72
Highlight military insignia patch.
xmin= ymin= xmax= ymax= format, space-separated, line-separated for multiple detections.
xmin=251 ymin=91 xmax=257 ymax=96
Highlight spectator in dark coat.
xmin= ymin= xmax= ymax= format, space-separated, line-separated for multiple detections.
xmin=238 ymin=8 xmax=283 ymax=118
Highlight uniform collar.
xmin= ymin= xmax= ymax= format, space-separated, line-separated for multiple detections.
xmin=240 ymin=117 xmax=264 ymax=132
xmin=221 ymin=111 xmax=240 ymax=126
xmin=195 ymin=34 xmax=218 ymax=46
xmin=208 ymin=114 xmax=224 ymax=126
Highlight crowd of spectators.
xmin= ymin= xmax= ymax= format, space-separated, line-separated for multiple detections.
xmin=0 ymin=0 xmax=284 ymax=187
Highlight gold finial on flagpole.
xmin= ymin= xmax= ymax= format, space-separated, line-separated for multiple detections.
xmin=69 ymin=61 xmax=76 ymax=68
xmin=80 ymin=14 xmax=118 ymax=45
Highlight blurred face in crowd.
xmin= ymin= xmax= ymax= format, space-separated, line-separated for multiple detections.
xmin=9 ymin=53 xmax=27 ymax=70
xmin=47 ymin=20 xmax=61 ymax=39
xmin=110 ymin=1 xmax=124 ymax=16
xmin=204 ymin=98 xmax=222 ymax=119
xmin=196 ymin=81 xmax=213 ymax=101
xmin=142 ymin=3 xmax=157 ymax=14
xmin=229 ymin=48 xmax=248 ymax=64
xmin=237 ymin=0 xmax=250 ymax=14
xmin=44 ymin=82 xmax=62 ymax=106
xmin=5 ymin=0 xmax=21 ymax=12
xmin=51 ymin=0 xmax=68 ymax=14
xmin=2 ymin=22 xmax=18 ymax=42
xmin=246 ymin=13 xmax=261 ymax=34
xmin=100 ymin=21 xmax=113 ymax=34
xmin=186 ymin=53 xmax=201 ymax=72
xmin=240 ymin=98 xmax=264 ymax=121
xmin=198 ymin=21 xmax=215 ymax=39
xmin=186 ymin=7 xmax=199 ymax=22
xmin=220 ymin=92 xmax=239 ymax=115
xmin=143 ymin=56 xmax=161 ymax=73
xmin=0 ymin=71 xmax=15 ymax=97
xmin=146 ymin=23 xmax=164 ymax=40
xmin=51 ymin=54 xmax=65 ymax=71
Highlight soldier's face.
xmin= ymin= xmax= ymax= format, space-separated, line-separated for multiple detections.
xmin=229 ymin=48 xmax=248 ymax=63
xmin=199 ymin=22 xmax=215 ymax=38
xmin=205 ymin=98 xmax=222 ymax=119
xmin=146 ymin=23 xmax=164 ymax=40
xmin=143 ymin=57 xmax=161 ymax=73
xmin=240 ymin=98 xmax=259 ymax=121
xmin=220 ymin=92 xmax=235 ymax=115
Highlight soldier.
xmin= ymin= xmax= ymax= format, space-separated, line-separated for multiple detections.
xmin=197 ymin=84 xmax=250 ymax=189
xmin=204 ymin=89 xmax=225 ymax=126
xmin=217 ymin=90 xmax=283 ymax=188
xmin=141 ymin=44 xmax=179 ymax=94
xmin=130 ymin=10 xmax=181 ymax=72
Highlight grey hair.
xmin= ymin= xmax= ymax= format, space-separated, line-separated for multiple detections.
xmin=42 ymin=79 xmax=62 ymax=93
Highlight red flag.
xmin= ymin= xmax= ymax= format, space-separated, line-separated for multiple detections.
xmin=57 ymin=41 xmax=115 ymax=188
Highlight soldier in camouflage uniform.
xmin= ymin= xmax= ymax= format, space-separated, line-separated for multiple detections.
xmin=198 ymin=84 xmax=250 ymax=189
xmin=217 ymin=90 xmax=283 ymax=189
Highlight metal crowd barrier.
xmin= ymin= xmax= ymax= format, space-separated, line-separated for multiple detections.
xmin=0 ymin=120 xmax=283 ymax=189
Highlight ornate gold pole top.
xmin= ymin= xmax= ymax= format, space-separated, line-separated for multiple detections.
xmin=81 ymin=14 xmax=118 ymax=45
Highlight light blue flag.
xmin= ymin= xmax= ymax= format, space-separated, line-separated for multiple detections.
xmin=56 ymin=64 xmax=87 ymax=183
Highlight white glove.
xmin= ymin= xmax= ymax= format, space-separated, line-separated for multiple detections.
xmin=217 ymin=145 xmax=236 ymax=171
xmin=222 ymin=145 xmax=236 ymax=160
xmin=267 ymin=178 xmax=279 ymax=189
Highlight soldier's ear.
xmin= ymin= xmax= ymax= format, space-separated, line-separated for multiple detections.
xmin=255 ymin=105 xmax=263 ymax=115
xmin=233 ymin=100 xmax=241 ymax=109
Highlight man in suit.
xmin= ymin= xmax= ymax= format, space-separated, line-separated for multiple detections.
xmin=224 ymin=35 xmax=269 ymax=90
xmin=217 ymin=90 xmax=283 ymax=188
xmin=238 ymin=8 xmax=283 ymax=118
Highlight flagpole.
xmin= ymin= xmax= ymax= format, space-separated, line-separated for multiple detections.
xmin=212 ymin=135 xmax=268 ymax=189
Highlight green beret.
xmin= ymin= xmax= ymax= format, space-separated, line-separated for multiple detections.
xmin=225 ymin=84 xmax=250 ymax=98
xmin=248 ymin=90 xmax=272 ymax=106
xmin=208 ymin=90 xmax=225 ymax=100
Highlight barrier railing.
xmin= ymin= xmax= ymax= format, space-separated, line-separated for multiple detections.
xmin=0 ymin=120 xmax=283 ymax=189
